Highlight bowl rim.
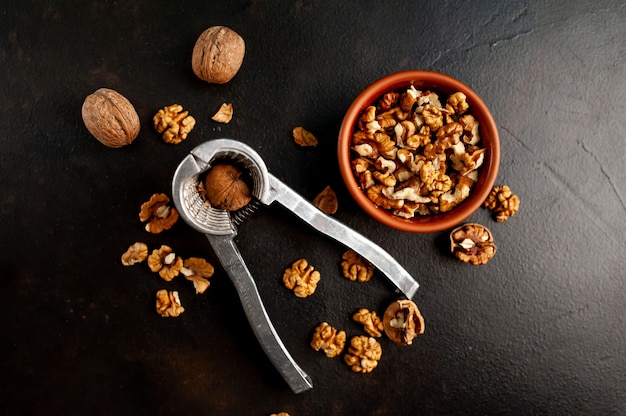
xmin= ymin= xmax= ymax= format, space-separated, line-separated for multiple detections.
xmin=338 ymin=70 xmax=500 ymax=233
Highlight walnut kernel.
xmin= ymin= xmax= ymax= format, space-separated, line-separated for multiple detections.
xmin=484 ymin=185 xmax=520 ymax=222
xmin=382 ymin=299 xmax=425 ymax=346
xmin=192 ymin=26 xmax=245 ymax=84
xmin=283 ymin=259 xmax=320 ymax=298
xmin=310 ymin=322 xmax=346 ymax=358
xmin=121 ymin=242 xmax=148 ymax=266
xmin=155 ymin=289 xmax=185 ymax=317
xmin=81 ymin=88 xmax=140 ymax=148
xmin=139 ymin=193 xmax=179 ymax=234
xmin=450 ymin=223 xmax=497 ymax=265
xmin=343 ymin=336 xmax=382 ymax=373
xmin=181 ymin=257 xmax=215 ymax=294
xmin=153 ymin=104 xmax=196 ymax=144
xmin=353 ymin=308 xmax=384 ymax=338
xmin=341 ymin=250 xmax=374 ymax=282
xmin=148 ymin=245 xmax=183 ymax=281
xmin=204 ymin=163 xmax=252 ymax=211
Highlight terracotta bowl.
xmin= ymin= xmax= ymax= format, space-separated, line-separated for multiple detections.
xmin=338 ymin=70 xmax=500 ymax=233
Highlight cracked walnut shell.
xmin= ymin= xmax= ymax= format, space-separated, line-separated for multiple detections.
xmin=484 ymin=185 xmax=520 ymax=222
xmin=139 ymin=193 xmax=179 ymax=234
xmin=341 ymin=250 xmax=374 ymax=282
xmin=121 ymin=242 xmax=148 ymax=266
xmin=310 ymin=322 xmax=346 ymax=358
xmin=181 ymin=257 xmax=215 ymax=294
xmin=153 ymin=104 xmax=196 ymax=144
xmin=353 ymin=308 xmax=384 ymax=338
xmin=211 ymin=103 xmax=233 ymax=123
xmin=204 ymin=163 xmax=252 ymax=211
xmin=312 ymin=186 xmax=338 ymax=215
xmin=344 ymin=336 xmax=382 ymax=373
xmin=450 ymin=223 xmax=497 ymax=265
xmin=81 ymin=88 xmax=140 ymax=148
xmin=292 ymin=126 xmax=318 ymax=147
xmin=156 ymin=289 xmax=185 ymax=317
xmin=148 ymin=245 xmax=183 ymax=281
xmin=192 ymin=26 xmax=245 ymax=84
xmin=383 ymin=299 xmax=425 ymax=346
xmin=283 ymin=259 xmax=320 ymax=298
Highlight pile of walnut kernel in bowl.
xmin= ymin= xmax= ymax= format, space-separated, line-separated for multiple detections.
xmin=351 ymin=86 xmax=486 ymax=218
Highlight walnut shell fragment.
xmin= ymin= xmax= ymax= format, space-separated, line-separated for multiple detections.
xmin=81 ymin=88 xmax=140 ymax=148
xmin=292 ymin=126 xmax=318 ymax=147
xmin=192 ymin=26 xmax=245 ymax=84
xmin=450 ymin=223 xmax=497 ymax=265
xmin=383 ymin=299 xmax=425 ymax=346
xmin=312 ymin=186 xmax=338 ymax=215
xmin=211 ymin=103 xmax=233 ymax=123
xmin=204 ymin=163 xmax=252 ymax=211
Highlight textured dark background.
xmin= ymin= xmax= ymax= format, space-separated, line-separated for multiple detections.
xmin=1 ymin=1 xmax=625 ymax=415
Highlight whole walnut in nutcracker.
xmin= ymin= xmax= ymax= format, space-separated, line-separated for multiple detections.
xmin=192 ymin=26 xmax=245 ymax=84
xmin=81 ymin=88 xmax=140 ymax=148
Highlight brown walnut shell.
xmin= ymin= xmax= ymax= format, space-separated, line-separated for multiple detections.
xmin=81 ymin=88 xmax=140 ymax=148
xmin=192 ymin=26 xmax=245 ymax=84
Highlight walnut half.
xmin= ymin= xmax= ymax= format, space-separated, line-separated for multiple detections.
xmin=450 ymin=223 xmax=497 ymax=265
xmin=310 ymin=322 xmax=346 ymax=358
xmin=382 ymin=299 xmax=425 ymax=346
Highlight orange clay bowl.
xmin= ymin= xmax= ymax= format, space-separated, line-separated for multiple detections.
xmin=338 ymin=70 xmax=500 ymax=233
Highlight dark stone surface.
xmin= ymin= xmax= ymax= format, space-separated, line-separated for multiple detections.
xmin=1 ymin=1 xmax=625 ymax=415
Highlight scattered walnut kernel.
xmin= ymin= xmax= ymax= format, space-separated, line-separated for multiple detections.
xmin=341 ymin=250 xmax=374 ymax=282
xmin=350 ymin=86 xmax=486 ymax=218
xmin=450 ymin=223 xmax=497 ymax=265
xmin=155 ymin=289 xmax=185 ymax=317
xmin=282 ymin=259 xmax=321 ymax=298
xmin=292 ymin=126 xmax=318 ymax=147
xmin=181 ymin=257 xmax=215 ymax=294
xmin=204 ymin=163 xmax=252 ymax=211
xmin=153 ymin=104 xmax=196 ymax=144
xmin=344 ymin=335 xmax=382 ymax=373
xmin=270 ymin=413 xmax=290 ymax=416
xmin=484 ymin=185 xmax=520 ymax=222
xmin=139 ymin=193 xmax=179 ymax=234
xmin=353 ymin=308 xmax=384 ymax=338
xmin=192 ymin=26 xmax=245 ymax=84
xmin=382 ymin=299 xmax=425 ymax=346
xmin=312 ymin=185 xmax=338 ymax=215
xmin=147 ymin=245 xmax=183 ymax=281
xmin=310 ymin=322 xmax=346 ymax=358
xmin=121 ymin=242 xmax=148 ymax=266
xmin=211 ymin=103 xmax=233 ymax=123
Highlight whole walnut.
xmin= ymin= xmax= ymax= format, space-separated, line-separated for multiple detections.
xmin=81 ymin=88 xmax=140 ymax=148
xmin=192 ymin=26 xmax=245 ymax=84
xmin=204 ymin=163 xmax=252 ymax=211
